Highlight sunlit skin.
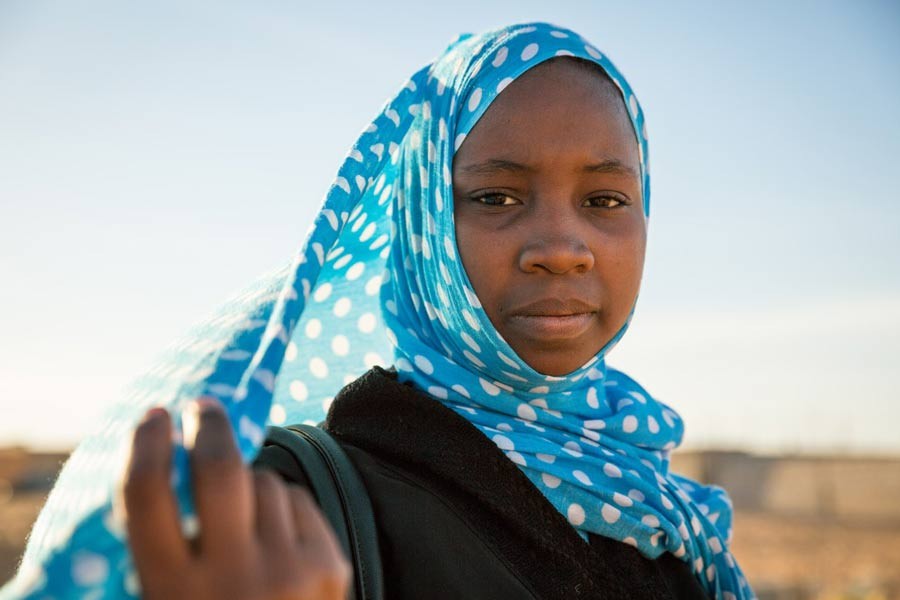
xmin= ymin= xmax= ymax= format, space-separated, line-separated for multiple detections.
xmin=118 ymin=57 xmax=648 ymax=600
xmin=121 ymin=399 xmax=351 ymax=600
xmin=453 ymin=58 xmax=647 ymax=376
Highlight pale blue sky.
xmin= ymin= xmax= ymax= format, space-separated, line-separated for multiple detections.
xmin=1 ymin=0 xmax=898 ymax=451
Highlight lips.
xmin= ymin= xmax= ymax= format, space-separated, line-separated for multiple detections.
xmin=507 ymin=297 xmax=599 ymax=340
xmin=510 ymin=297 xmax=600 ymax=317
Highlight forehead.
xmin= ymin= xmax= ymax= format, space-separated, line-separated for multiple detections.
xmin=488 ymin=57 xmax=624 ymax=114
xmin=454 ymin=58 xmax=640 ymax=169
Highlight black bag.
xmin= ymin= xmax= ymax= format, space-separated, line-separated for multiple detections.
xmin=257 ymin=424 xmax=384 ymax=600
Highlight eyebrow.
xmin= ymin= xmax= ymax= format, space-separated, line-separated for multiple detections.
xmin=459 ymin=158 xmax=639 ymax=178
xmin=583 ymin=159 xmax=639 ymax=178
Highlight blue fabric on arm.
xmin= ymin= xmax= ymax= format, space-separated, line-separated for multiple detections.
xmin=2 ymin=23 xmax=754 ymax=600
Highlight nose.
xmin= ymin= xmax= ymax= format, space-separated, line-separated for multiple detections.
xmin=518 ymin=217 xmax=595 ymax=275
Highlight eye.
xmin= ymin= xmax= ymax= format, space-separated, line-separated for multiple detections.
xmin=584 ymin=195 xmax=628 ymax=209
xmin=471 ymin=192 xmax=519 ymax=206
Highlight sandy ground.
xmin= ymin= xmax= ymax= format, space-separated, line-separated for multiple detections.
xmin=0 ymin=491 xmax=46 ymax=586
xmin=2 ymin=492 xmax=899 ymax=598
xmin=730 ymin=512 xmax=900 ymax=600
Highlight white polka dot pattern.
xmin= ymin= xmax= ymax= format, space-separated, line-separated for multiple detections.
xmin=374 ymin=23 xmax=749 ymax=600
xmin=8 ymin=22 xmax=749 ymax=600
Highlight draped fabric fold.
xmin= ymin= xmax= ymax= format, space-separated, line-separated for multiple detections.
xmin=4 ymin=22 xmax=754 ymax=600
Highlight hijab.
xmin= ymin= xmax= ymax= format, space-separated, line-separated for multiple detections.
xmin=5 ymin=22 xmax=754 ymax=600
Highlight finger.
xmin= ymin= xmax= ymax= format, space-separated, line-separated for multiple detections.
xmin=187 ymin=397 xmax=254 ymax=557
xmin=253 ymin=469 xmax=295 ymax=551
xmin=288 ymin=486 xmax=348 ymax=566
xmin=122 ymin=407 xmax=190 ymax=580
xmin=288 ymin=486 xmax=352 ymax=596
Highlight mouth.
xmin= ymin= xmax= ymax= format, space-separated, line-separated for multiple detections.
xmin=507 ymin=298 xmax=599 ymax=340
xmin=509 ymin=313 xmax=596 ymax=339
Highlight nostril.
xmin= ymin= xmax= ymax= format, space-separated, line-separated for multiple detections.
xmin=520 ymin=239 xmax=594 ymax=274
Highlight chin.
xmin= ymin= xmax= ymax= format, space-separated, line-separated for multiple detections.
xmin=519 ymin=348 xmax=596 ymax=377
xmin=500 ymin=319 xmax=613 ymax=377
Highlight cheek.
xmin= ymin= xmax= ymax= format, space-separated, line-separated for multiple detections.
xmin=454 ymin=219 xmax=485 ymax=281
xmin=599 ymin=223 xmax=647 ymax=308
xmin=453 ymin=218 xmax=511 ymax=313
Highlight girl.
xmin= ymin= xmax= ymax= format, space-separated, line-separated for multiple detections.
xmin=9 ymin=22 xmax=754 ymax=600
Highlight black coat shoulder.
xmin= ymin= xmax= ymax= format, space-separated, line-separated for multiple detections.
xmin=257 ymin=367 xmax=708 ymax=600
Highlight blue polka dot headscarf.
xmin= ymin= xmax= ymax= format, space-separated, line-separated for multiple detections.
xmin=4 ymin=22 xmax=754 ymax=600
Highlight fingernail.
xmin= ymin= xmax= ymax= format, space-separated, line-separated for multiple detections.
xmin=141 ymin=406 xmax=168 ymax=423
xmin=194 ymin=396 xmax=222 ymax=415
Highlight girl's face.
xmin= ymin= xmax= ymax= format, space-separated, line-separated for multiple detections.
xmin=453 ymin=58 xmax=647 ymax=376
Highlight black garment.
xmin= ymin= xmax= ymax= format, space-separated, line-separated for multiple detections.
xmin=257 ymin=367 xmax=708 ymax=600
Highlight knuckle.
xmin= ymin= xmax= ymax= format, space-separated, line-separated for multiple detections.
xmin=252 ymin=473 xmax=286 ymax=517
xmin=193 ymin=454 xmax=245 ymax=490
xmin=287 ymin=483 xmax=315 ymax=507
xmin=141 ymin=576 xmax=201 ymax=600
xmin=253 ymin=469 xmax=284 ymax=492
xmin=197 ymin=402 xmax=229 ymax=429
xmin=290 ymin=483 xmax=313 ymax=499
xmin=132 ymin=409 xmax=169 ymax=445
xmin=292 ymin=562 xmax=351 ymax=599
xmin=319 ymin=562 xmax=353 ymax=595
xmin=335 ymin=555 xmax=353 ymax=584
xmin=191 ymin=413 xmax=241 ymax=468
xmin=123 ymin=461 xmax=167 ymax=505
xmin=313 ymin=548 xmax=353 ymax=580
xmin=191 ymin=442 xmax=240 ymax=473
xmin=122 ymin=468 xmax=153 ymax=500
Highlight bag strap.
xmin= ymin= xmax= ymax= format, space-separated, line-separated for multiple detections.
xmin=262 ymin=424 xmax=384 ymax=600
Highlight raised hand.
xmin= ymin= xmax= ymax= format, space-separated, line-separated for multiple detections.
xmin=121 ymin=399 xmax=350 ymax=599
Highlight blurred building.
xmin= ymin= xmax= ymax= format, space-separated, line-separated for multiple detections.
xmin=672 ymin=451 xmax=900 ymax=599
xmin=2 ymin=448 xmax=899 ymax=598
xmin=0 ymin=447 xmax=68 ymax=585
